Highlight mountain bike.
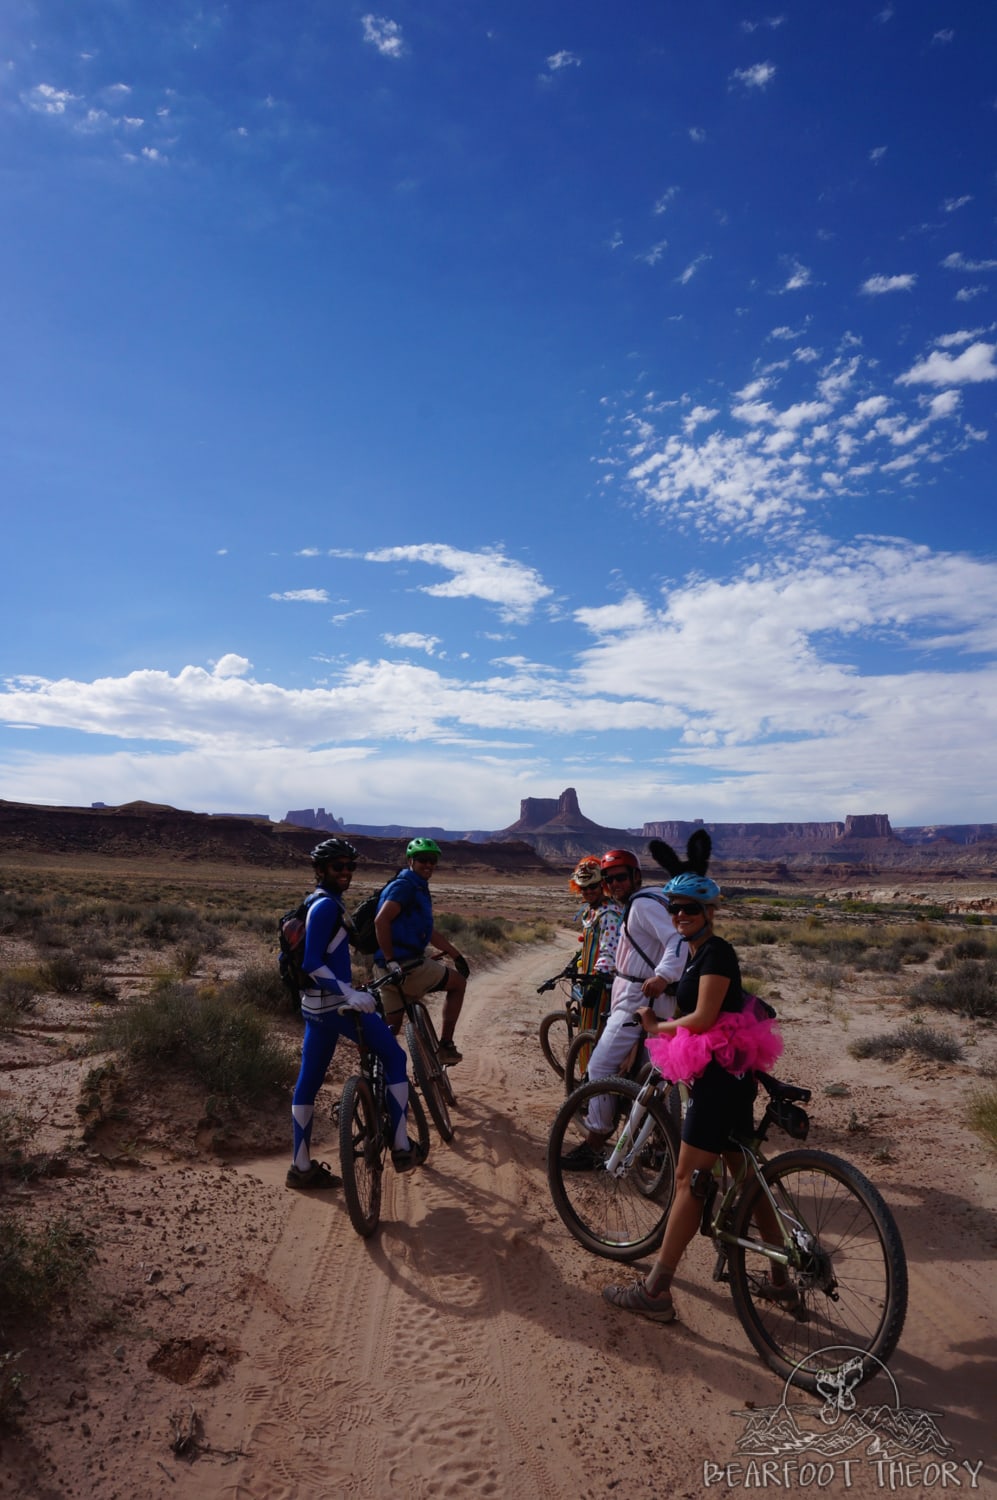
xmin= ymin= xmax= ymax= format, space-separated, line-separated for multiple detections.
xmin=537 ymin=967 xmax=612 ymax=1079
xmin=338 ymin=983 xmax=431 ymax=1239
xmin=547 ymin=1066 xmax=908 ymax=1394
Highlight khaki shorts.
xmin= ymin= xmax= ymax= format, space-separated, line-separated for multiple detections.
xmin=373 ymin=957 xmax=449 ymax=1019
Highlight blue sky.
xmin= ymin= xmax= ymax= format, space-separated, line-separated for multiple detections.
xmin=2 ymin=2 xmax=996 ymax=832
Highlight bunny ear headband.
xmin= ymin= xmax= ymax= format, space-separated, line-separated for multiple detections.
xmin=647 ymin=828 xmax=712 ymax=877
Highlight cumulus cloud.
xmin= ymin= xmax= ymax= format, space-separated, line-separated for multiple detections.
xmin=730 ymin=62 xmax=776 ymax=89
xmin=860 ymin=274 xmax=916 ymax=295
xmin=942 ymin=251 xmax=997 ymax=273
xmin=545 ymin=50 xmax=580 ymax=71
xmin=269 ymin=589 xmax=332 ymax=603
xmin=5 ymin=538 xmax=997 ymax=824
xmin=360 ymin=544 xmax=553 ymax=623
xmin=897 ymin=342 xmax=997 ymax=387
xmin=781 ymin=260 xmax=813 ymax=292
xmin=361 ymin=14 xmax=405 ymax=58
xmin=611 ymin=340 xmax=974 ymax=537
xmin=23 ymin=82 xmax=79 ymax=114
xmin=382 ymin=632 xmax=441 ymax=655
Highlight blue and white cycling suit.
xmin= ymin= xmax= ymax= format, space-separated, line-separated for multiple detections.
xmin=291 ymin=886 xmax=411 ymax=1169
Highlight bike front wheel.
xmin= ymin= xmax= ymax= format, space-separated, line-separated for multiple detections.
xmin=405 ymin=1020 xmax=454 ymax=1144
xmin=564 ymin=1028 xmax=599 ymax=1095
xmin=539 ymin=1009 xmax=574 ymax=1078
xmin=547 ymin=1077 xmax=678 ymax=1262
xmin=727 ymin=1148 xmax=908 ymax=1393
xmin=338 ymin=1074 xmax=384 ymax=1238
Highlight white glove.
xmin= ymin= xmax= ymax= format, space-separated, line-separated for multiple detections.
xmin=340 ymin=984 xmax=377 ymax=1013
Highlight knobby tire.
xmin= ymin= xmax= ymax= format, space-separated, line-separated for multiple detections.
xmin=539 ymin=1009 xmax=574 ymax=1078
xmin=405 ymin=1020 xmax=455 ymax=1144
xmin=727 ymin=1148 xmax=908 ymax=1392
xmin=547 ymin=1076 xmax=679 ymax=1262
xmin=338 ymin=1074 xmax=383 ymax=1238
xmin=410 ymin=1000 xmax=456 ymax=1108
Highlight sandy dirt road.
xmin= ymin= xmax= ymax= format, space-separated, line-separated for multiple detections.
xmin=181 ymin=939 xmax=995 ymax=1500
xmin=3 ymin=935 xmax=994 ymax=1499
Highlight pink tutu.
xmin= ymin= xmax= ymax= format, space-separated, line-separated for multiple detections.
xmin=646 ymin=995 xmax=783 ymax=1085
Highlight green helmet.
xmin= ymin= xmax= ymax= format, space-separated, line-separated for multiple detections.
xmin=406 ymin=837 xmax=441 ymax=859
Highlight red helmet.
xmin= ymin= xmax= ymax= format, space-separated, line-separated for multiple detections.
xmin=600 ymin=849 xmax=640 ymax=873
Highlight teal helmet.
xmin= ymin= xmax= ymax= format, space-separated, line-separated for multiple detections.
xmin=664 ymin=873 xmax=721 ymax=904
xmin=406 ymin=837 xmax=441 ymax=859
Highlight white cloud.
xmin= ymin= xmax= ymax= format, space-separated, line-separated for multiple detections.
xmin=653 ymin=187 xmax=679 ymax=215
xmin=361 ymin=15 xmax=405 ymax=59
xmin=955 ymin=286 xmax=986 ymax=303
xmin=781 ymin=260 xmax=813 ymax=292
xmin=942 ymin=251 xmax=997 ymax=273
xmin=545 ymin=50 xmax=581 ymax=72
xmin=269 ymin=589 xmax=331 ymax=603
xmin=6 ymin=539 xmax=997 ymax=825
xmin=360 ymin=543 xmax=553 ymax=623
xmin=382 ymin=632 xmax=441 ymax=656
xmin=932 ymin=29 xmax=954 ymax=44
xmin=688 ymin=126 xmax=706 ymax=143
xmin=860 ymin=274 xmax=916 ymax=295
xmin=869 ymin=146 xmax=887 ymax=162
xmin=942 ymin=195 xmax=972 ymax=213
xmin=730 ymin=62 xmax=776 ymax=90
xmin=212 ymin=654 xmax=252 ymax=679
xmin=897 ymin=342 xmax=997 ymax=387
xmin=23 ymin=83 xmax=79 ymax=114
xmin=677 ymin=254 xmax=709 ymax=285
xmin=638 ymin=240 xmax=668 ymax=267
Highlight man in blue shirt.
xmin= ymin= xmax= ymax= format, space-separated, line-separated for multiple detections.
xmin=288 ymin=838 xmax=424 ymax=1189
xmin=373 ymin=838 xmax=469 ymax=1065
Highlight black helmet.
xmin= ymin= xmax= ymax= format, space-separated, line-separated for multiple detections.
xmin=311 ymin=837 xmax=358 ymax=865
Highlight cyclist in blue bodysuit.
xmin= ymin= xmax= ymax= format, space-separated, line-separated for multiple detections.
xmin=288 ymin=838 xmax=424 ymax=1189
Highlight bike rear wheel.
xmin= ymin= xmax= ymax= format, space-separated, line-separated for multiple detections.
xmin=410 ymin=999 xmax=456 ymax=1107
xmin=338 ymin=1074 xmax=383 ymax=1238
xmin=539 ymin=1009 xmax=574 ymax=1078
xmin=547 ymin=1077 xmax=678 ymax=1262
xmin=727 ymin=1148 xmax=908 ymax=1393
xmin=405 ymin=1020 xmax=455 ymax=1143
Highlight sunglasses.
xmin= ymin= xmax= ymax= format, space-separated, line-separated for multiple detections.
xmin=667 ymin=901 xmax=704 ymax=917
xmin=412 ymin=854 xmax=438 ymax=865
xmin=603 ymin=870 xmax=634 ymax=886
xmin=325 ymin=861 xmax=357 ymax=873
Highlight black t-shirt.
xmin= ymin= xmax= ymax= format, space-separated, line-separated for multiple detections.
xmin=674 ymin=933 xmax=744 ymax=1018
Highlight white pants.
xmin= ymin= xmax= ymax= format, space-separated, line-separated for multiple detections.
xmin=583 ymin=1008 xmax=647 ymax=1135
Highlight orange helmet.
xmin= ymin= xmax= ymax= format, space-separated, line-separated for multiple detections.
xmin=600 ymin=849 xmax=640 ymax=873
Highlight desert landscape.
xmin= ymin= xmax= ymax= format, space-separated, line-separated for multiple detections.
xmin=1 ymin=829 xmax=995 ymax=1499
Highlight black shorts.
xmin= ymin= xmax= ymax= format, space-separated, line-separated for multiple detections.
xmin=682 ymin=1061 xmax=757 ymax=1154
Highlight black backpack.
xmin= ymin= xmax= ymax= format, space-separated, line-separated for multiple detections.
xmin=347 ymin=884 xmax=390 ymax=955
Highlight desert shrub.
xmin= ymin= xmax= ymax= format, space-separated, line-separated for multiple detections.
xmin=221 ymin=961 xmax=297 ymax=1015
xmin=850 ymin=1022 xmax=963 ymax=1064
xmin=909 ymin=959 xmax=997 ymax=1019
xmin=0 ymin=892 xmax=46 ymax=935
xmin=0 ymin=968 xmax=40 ymax=1018
xmin=40 ymin=952 xmax=91 ymax=993
xmin=968 ymin=1085 xmax=997 ymax=1150
xmin=435 ymin=912 xmax=467 ymax=935
xmin=137 ymin=902 xmax=212 ymax=946
xmin=95 ymin=982 xmax=296 ymax=1102
xmin=0 ymin=1106 xmax=34 ymax=1172
xmin=948 ymin=937 xmax=993 ymax=962
xmin=857 ymin=948 xmax=902 ymax=974
xmin=0 ymin=1213 xmax=96 ymax=1320
xmin=471 ymin=917 xmax=507 ymax=942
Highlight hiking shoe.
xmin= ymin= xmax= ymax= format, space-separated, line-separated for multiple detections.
xmin=603 ymin=1280 xmax=677 ymax=1323
xmin=438 ymin=1041 xmax=463 ymax=1066
xmin=559 ymin=1141 xmax=605 ymax=1172
xmin=286 ymin=1160 xmax=341 ymax=1190
xmin=391 ymin=1141 xmax=428 ymax=1174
